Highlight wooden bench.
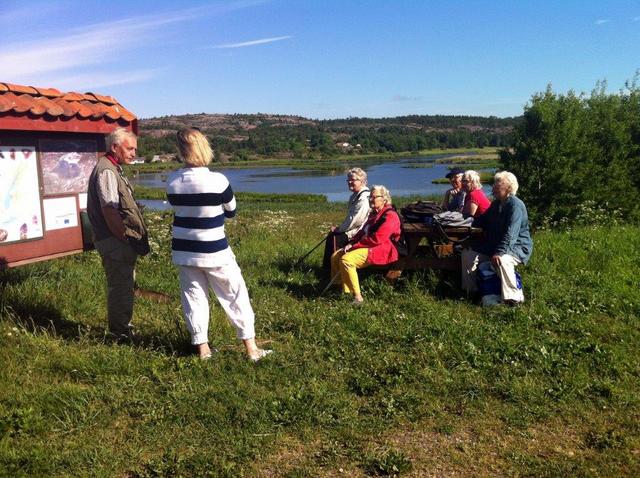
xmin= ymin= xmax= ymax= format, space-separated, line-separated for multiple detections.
xmin=383 ymin=222 xmax=483 ymax=281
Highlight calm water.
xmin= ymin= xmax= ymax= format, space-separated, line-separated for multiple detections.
xmin=136 ymin=154 xmax=492 ymax=209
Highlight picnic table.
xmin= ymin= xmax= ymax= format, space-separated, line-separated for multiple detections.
xmin=384 ymin=222 xmax=483 ymax=280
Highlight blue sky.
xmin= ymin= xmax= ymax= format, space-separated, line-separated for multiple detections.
xmin=1 ymin=0 xmax=639 ymax=119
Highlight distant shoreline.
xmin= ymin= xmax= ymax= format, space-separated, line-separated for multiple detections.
xmin=129 ymin=147 xmax=500 ymax=174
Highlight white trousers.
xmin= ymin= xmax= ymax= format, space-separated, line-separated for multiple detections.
xmin=178 ymin=261 xmax=256 ymax=345
xmin=461 ymin=248 xmax=524 ymax=303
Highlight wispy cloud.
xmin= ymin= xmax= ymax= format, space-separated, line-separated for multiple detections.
xmin=595 ymin=18 xmax=610 ymax=25
xmin=0 ymin=2 xmax=262 ymax=89
xmin=391 ymin=95 xmax=422 ymax=103
xmin=211 ymin=36 xmax=292 ymax=49
xmin=47 ymin=69 xmax=166 ymax=91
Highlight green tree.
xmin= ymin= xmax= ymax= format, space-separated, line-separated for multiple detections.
xmin=501 ymin=76 xmax=640 ymax=224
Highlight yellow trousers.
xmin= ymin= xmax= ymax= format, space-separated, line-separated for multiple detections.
xmin=330 ymin=248 xmax=369 ymax=296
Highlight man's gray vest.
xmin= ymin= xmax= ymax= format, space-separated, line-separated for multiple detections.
xmin=87 ymin=156 xmax=148 ymax=245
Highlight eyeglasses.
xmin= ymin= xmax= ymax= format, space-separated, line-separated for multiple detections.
xmin=370 ymin=195 xmax=384 ymax=200
xmin=347 ymin=178 xmax=361 ymax=183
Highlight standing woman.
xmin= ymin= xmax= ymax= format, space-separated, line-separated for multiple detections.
xmin=166 ymin=128 xmax=272 ymax=361
xmin=322 ymin=168 xmax=370 ymax=269
xmin=330 ymin=185 xmax=401 ymax=304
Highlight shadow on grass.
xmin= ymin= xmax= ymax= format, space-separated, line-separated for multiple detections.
xmin=266 ymin=259 xmax=330 ymax=299
xmin=0 ymin=293 xmax=193 ymax=358
xmin=269 ymin=256 xmax=467 ymax=303
xmin=1 ymin=299 xmax=86 ymax=340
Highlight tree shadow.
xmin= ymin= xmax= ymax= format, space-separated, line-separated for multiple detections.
xmin=274 ymin=257 xmax=327 ymax=280
xmin=1 ymin=273 xmax=193 ymax=357
xmin=266 ymin=258 xmax=333 ymax=299
xmin=2 ymin=298 xmax=87 ymax=340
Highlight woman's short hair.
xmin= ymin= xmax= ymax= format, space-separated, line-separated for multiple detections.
xmin=463 ymin=170 xmax=482 ymax=190
xmin=494 ymin=171 xmax=519 ymax=195
xmin=347 ymin=167 xmax=367 ymax=185
xmin=370 ymin=185 xmax=392 ymax=205
xmin=176 ymin=128 xmax=213 ymax=167
xmin=106 ymin=127 xmax=136 ymax=152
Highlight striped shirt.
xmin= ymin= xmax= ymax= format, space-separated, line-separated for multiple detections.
xmin=166 ymin=167 xmax=237 ymax=267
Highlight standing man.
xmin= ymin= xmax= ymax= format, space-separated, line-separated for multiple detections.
xmin=87 ymin=127 xmax=149 ymax=340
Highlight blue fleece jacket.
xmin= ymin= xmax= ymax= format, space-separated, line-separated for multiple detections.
xmin=472 ymin=195 xmax=533 ymax=264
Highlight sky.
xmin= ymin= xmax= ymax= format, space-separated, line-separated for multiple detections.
xmin=1 ymin=0 xmax=639 ymax=120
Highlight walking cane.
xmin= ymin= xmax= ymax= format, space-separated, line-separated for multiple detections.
xmin=293 ymin=236 xmax=327 ymax=268
xmin=320 ymin=271 xmax=341 ymax=296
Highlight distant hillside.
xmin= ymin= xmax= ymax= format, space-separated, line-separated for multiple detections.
xmin=138 ymin=113 xmax=519 ymax=161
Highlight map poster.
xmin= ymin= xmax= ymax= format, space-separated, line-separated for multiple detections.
xmin=0 ymin=146 xmax=44 ymax=244
xmin=40 ymin=139 xmax=97 ymax=195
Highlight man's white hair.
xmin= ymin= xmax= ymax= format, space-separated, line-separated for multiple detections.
xmin=106 ymin=127 xmax=136 ymax=152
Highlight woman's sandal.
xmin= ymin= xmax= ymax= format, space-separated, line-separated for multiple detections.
xmin=250 ymin=349 xmax=274 ymax=363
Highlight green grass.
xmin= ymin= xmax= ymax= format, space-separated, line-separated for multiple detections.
xmin=1 ymin=195 xmax=638 ymax=476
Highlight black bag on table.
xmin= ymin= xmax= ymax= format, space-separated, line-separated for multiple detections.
xmin=400 ymin=200 xmax=443 ymax=223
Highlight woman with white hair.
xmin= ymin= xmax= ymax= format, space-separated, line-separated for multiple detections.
xmin=166 ymin=128 xmax=273 ymax=361
xmin=330 ymin=185 xmax=401 ymax=304
xmin=461 ymin=171 xmax=533 ymax=305
xmin=323 ymin=167 xmax=370 ymax=269
xmin=461 ymin=170 xmax=491 ymax=218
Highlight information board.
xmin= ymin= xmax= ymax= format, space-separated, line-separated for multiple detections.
xmin=0 ymin=146 xmax=44 ymax=244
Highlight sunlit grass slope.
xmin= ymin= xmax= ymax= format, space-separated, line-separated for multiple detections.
xmin=1 ymin=195 xmax=638 ymax=477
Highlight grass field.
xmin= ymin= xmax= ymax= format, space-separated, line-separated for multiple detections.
xmin=1 ymin=194 xmax=638 ymax=477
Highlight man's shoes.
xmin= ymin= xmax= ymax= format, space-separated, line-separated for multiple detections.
xmin=109 ymin=328 xmax=137 ymax=344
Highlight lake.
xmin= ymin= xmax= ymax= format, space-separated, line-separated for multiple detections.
xmin=135 ymin=154 xmax=493 ymax=209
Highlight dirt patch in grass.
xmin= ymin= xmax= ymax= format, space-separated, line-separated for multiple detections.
xmin=253 ymin=409 xmax=639 ymax=477
xmin=367 ymin=411 xmax=639 ymax=477
xmin=250 ymin=434 xmax=366 ymax=478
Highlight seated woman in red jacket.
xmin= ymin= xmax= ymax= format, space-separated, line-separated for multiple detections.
xmin=330 ymin=185 xmax=401 ymax=304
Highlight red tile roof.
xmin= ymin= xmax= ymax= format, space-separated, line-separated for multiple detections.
xmin=0 ymin=82 xmax=136 ymax=123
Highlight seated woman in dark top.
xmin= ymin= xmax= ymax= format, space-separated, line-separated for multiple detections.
xmin=441 ymin=168 xmax=466 ymax=212
xmin=461 ymin=171 xmax=533 ymax=305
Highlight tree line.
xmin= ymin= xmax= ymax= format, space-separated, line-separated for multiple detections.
xmin=138 ymin=77 xmax=640 ymax=224
xmin=501 ymin=76 xmax=640 ymax=224
xmin=137 ymin=114 xmax=518 ymax=161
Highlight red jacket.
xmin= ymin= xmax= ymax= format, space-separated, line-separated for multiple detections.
xmin=351 ymin=205 xmax=401 ymax=265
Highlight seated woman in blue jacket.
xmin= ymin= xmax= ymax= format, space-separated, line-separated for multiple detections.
xmin=461 ymin=171 xmax=533 ymax=305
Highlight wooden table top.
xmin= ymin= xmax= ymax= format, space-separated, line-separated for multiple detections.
xmin=402 ymin=222 xmax=482 ymax=235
